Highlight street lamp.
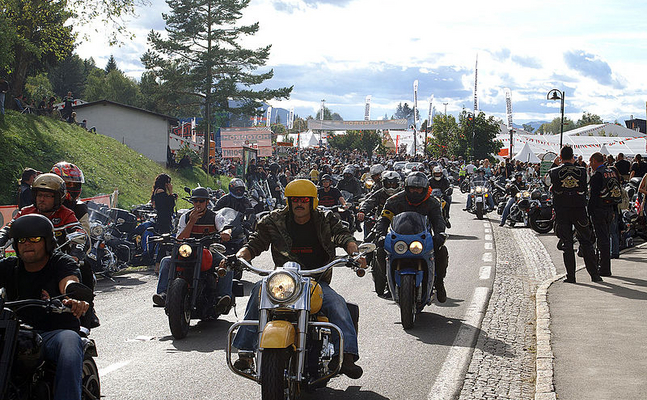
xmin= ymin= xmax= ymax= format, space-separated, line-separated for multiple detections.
xmin=547 ymin=89 xmax=565 ymax=149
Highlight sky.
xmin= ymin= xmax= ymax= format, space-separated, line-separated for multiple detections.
xmin=75 ymin=0 xmax=647 ymax=126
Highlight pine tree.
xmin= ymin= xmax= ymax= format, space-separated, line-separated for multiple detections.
xmin=105 ymin=55 xmax=118 ymax=74
xmin=141 ymin=0 xmax=292 ymax=168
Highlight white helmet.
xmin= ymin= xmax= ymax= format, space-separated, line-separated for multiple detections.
xmin=369 ymin=164 xmax=385 ymax=177
xmin=432 ymin=166 xmax=443 ymax=181
xmin=382 ymin=170 xmax=401 ymax=196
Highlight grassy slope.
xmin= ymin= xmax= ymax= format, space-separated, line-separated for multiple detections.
xmin=0 ymin=111 xmax=228 ymax=209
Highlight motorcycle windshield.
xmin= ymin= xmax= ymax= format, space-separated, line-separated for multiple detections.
xmin=216 ymin=207 xmax=243 ymax=228
xmin=391 ymin=212 xmax=428 ymax=235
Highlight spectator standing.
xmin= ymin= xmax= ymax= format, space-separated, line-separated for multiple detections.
xmin=629 ymin=154 xmax=647 ymax=179
xmin=547 ymin=146 xmax=602 ymax=284
xmin=62 ymin=91 xmax=74 ymax=122
xmin=17 ymin=168 xmax=41 ymax=208
xmin=588 ymin=152 xmax=618 ymax=276
xmin=614 ymin=153 xmax=631 ymax=182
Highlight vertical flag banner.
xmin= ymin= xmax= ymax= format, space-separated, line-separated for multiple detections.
xmin=266 ymin=107 xmax=272 ymax=127
xmin=504 ymin=88 xmax=513 ymax=128
xmin=473 ymin=55 xmax=479 ymax=113
xmin=413 ymin=80 xmax=419 ymax=126
xmin=253 ymin=115 xmax=258 ymax=126
xmin=320 ymin=100 xmax=325 ymax=121
xmin=364 ymin=95 xmax=372 ymax=121
xmin=288 ymin=107 xmax=294 ymax=129
xmin=428 ymin=96 xmax=433 ymax=127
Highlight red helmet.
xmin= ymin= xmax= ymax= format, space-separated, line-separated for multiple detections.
xmin=51 ymin=162 xmax=84 ymax=201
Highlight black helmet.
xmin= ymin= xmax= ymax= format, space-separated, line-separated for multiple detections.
xmin=9 ymin=214 xmax=56 ymax=255
xmin=320 ymin=174 xmax=332 ymax=182
xmin=404 ymin=172 xmax=429 ymax=204
xmin=269 ymin=163 xmax=280 ymax=173
xmin=189 ymin=187 xmax=210 ymax=201
xmin=228 ymin=178 xmax=246 ymax=199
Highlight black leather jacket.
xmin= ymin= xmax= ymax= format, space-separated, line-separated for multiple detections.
xmin=375 ymin=189 xmax=445 ymax=238
xmin=549 ymin=162 xmax=588 ymax=208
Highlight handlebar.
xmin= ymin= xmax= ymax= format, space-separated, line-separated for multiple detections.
xmin=4 ymin=298 xmax=72 ymax=314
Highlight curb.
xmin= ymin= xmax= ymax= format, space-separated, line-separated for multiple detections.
xmin=534 ymin=241 xmax=646 ymax=400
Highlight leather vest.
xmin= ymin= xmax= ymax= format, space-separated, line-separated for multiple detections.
xmin=549 ymin=163 xmax=587 ymax=208
xmin=184 ymin=208 xmax=217 ymax=238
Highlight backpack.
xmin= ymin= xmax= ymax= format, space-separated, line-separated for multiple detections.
xmin=599 ymin=167 xmax=623 ymax=205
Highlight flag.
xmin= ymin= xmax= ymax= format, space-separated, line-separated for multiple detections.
xmin=364 ymin=95 xmax=371 ymax=121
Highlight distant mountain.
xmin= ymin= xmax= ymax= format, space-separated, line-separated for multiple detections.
xmin=512 ymin=121 xmax=547 ymax=133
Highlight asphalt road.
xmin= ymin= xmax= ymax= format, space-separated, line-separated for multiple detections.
xmin=91 ymin=192 xmax=496 ymax=400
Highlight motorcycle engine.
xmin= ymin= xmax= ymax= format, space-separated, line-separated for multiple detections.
xmin=14 ymin=329 xmax=44 ymax=375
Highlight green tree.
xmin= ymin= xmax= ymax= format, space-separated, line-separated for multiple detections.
xmin=47 ymin=54 xmax=87 ymax=98
xmin=537 ymin=117 xmax=575 ymax=135
xmin=105 ymin=55 xmax=119 ymax=74
xmin=427 ymin=114 xmax=459 ymax=158
xmin=315 ymin=106 xmax=343 ymax=121
xmin=24 ymin=73 xmax=55 ymax=102
xmin=459 ymin=111 xmax=502 ymax=160
xmin=290 ymin=116 xmax=307 ymax=133
xmin=142 ymin=0 xmax=292 ymax=168
xmin=3 ymin=0 xmax=75 ymax=97
xmin=521 ymin=123 xmax=534 ymax=133
xmin=575 ymin=112 xmax=603 ymax=128
xmin=394 ymin=102 xmax=419 ymax=126
xmin=327 ymin=131 xmax=381 ymax=157
xmin=83 ymin=69 xmax=141 ymax=106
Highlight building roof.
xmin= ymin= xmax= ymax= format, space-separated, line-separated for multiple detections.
xmin=73 ymin=99 xmax=179 ymax=124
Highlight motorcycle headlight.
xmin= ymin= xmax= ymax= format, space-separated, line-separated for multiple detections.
xmin=516 ymin=192 xmax=522 ymax=198
xmin=523 ymin=191 xmax=530 ymax=198
xmin=394 ymin=240 xmax=408 ymax=254
xmin=476 ymin=186 xmax=483 ymax=193
xmin=178 ymin=244 xmax=192 ymax=258
xmin=409 ymin=241 xmax=423 ymax=255
xmin=90 ymin=224 xmax=104 ymax=237
xmin=267 ymin=272 xmax=298 ymax=303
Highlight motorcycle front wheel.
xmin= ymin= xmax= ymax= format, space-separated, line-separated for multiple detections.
xmin=168 ymin=278 xmax=191 ymax=339
xmin=476 ymin=202 xmax=484 ymax=220
xmin=371 ymin=257 xmax=387 ymax=296
xmin=261 ymin=348 xmax=296 ymax=400
xmin=82 ymin=354 xmax=101 ymax=400
xmin=529 ymin=214 xmax=553 ymax=234
xmin=400 ymin=274 xmax=416 ymax=330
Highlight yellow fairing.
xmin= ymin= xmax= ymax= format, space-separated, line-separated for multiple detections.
xmin=310 ymin=279 xmax=323 ymax=314
xmin=260 ymin=320 xmax=296 ymax=349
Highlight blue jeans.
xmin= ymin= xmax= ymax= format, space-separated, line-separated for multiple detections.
xmin=41 ymin=329 xmax=83 ymax=400
xmin=500 ymin=197 xmax=516 ymax=225
xmin=233 ymin=281 xmax=359 ymax=357
xmin=157 ymin=255 xmax=232 ymax=297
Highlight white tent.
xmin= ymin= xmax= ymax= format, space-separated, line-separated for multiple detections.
xmin=513 ymin=142 xmax=541 ymax=163
xmin=600 ymin=143 xmax=610 ymax=155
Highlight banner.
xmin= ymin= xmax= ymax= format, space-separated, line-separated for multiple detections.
xmin=288 ymin=107 xmax=294 ymax=129
xmin=473 ymin=55 xmax=479 ymax=112
xmin=413 ymin=81 xmax=419 ymax=125
xmin=266 ymin=107 xmax=272 ymax=127
xmin=220 ymin=127 xmax=272 ymax=158
xmin=364 ymin=95 xmax=371 ymax=121
xmin=307 ymin=119 xmax=408 ymax=131
xmin=428 ymin=96 xmax=433 ymax=127
xmin=504 ymin=88 xmax=513 ymax=128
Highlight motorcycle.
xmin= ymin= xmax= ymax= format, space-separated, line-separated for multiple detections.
xmin=527 ymin=188 xmax=554 ymax=234
xmin=431 ymin=188 xmax=451 ymax=228
xmin=384 ymin=211 xmax=439 ymax=329
xmin=0 ymin=283 xmax=100 ymax=400
xmin=150 ymin=232 xmax=242 ymax=339
xmin=467 ymin=181 xmax=492 ymax=220
xmin=225 ymin=243 xmax=374 ymax=399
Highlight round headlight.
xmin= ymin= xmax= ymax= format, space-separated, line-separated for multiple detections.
xmin=409 ymin=241 xmax=423 ymax=255
xmin=267 ymin=272 xmax=297 ymax=303
xmin=523 ymin=191 xmax=530 ymax=198
xmin=476 ymin=186 xmax=483 ymax=193
xmin=516 ymin=192 xmax=522 ymax=198
xmin=394 ymin=240 xmax=408 ymax=254
xmin=178 ymin=244 xmax=192 ymax=258
xmin=90 ymin=224 xmax=104 ymax=237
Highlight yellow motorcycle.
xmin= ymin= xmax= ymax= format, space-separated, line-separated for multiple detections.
xmin=225 ymin=243 xmax=375 ymax=400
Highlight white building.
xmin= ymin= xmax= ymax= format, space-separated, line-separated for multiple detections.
xmin=73 ymin=100 xmax=178 ymax=164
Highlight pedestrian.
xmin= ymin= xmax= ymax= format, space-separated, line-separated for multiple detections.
xmin=17 ymin=167 xmax=41 ymax=208
xmin=629 ymin=154 xmax=647 ymax=179
xmin=615 ymin=153 xmax=631 ymax=182
xmin=588 ymin=152 xmax=620 ymax=276
xmin=62 ymin=91 xmax=74 ymax=122
xmin=547 ymin=146 xmax=602 ymax=284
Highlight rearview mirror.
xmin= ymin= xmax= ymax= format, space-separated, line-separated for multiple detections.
xmin=358 ymin=243 xmax=376 ymax=254
xmin=210 ymin=243 xmax=227 ymax=254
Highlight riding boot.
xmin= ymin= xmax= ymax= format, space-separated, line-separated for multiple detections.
xmin=435 ymin=278 xmax=447 ymax=303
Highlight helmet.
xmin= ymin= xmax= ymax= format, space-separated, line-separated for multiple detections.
xmin=268 ymin=163 xmax=280 ymax=174
xmin=51 ymin=162 xmax=84 ymax=201
xmin=370 ymin=164 xmax=385 ymax=177
xmin=514 ymin=172 xmax=523 ymax=179
xmin=320 ymin=174 xmax=332 ymax=182
xmin=342 ymin=166 xmax=354 ymax=176
xmin=382 ymin=171 xmax=401 ymax=196
xmin=31 ymin=173 xmax=66 ymax=210
xmin=228 ymin=178 xmax=246 ymax=199
xmin=432 ymin=166 xmax=443 ymax=181
xmin=189 ymin=187 xmax=210 ymax=201
xmin=284 ymin=179 xmax=318 ymax=209
xmin=404 ymin=171 xmax=429 ymax=204
xmin=9 ymin=214 xmax=57 ymax=256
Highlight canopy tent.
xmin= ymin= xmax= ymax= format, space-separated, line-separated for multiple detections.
xmin=513 ymin=142 xmax=541 ymax=163
xmin=600 ymin=143 xmax=610 ymax=155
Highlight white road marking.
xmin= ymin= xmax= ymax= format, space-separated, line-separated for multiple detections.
xmin=428 ymin=287 xmax=490 ymax=400
xmin=483 ymin=222 xmax=489 ymax=227
xmin=99 ymin=360 xmax=131 ymax=377
xmin=484 ymin=228 xmax=491 ymax=234
xmin=482 ymin=252 xmax=493 ymax=262
xmin=484 ymin=234 xmax=492 ymax=241
xmin=479 ymin=265 xmax=492 ymax=280
xmin=484 ymin=242 xmax=493 ymax=250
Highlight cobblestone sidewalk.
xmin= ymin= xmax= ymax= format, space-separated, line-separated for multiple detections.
xmin=458 ymin=225 xmax=556 ymax=400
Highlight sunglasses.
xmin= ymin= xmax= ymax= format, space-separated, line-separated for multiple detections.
xmin=17 ymin=236 xmax=43 ymax=244
xmin=193 ymin=199 xmax=207 ymax=204
xmin=291 ymin=197 xmax=311 ymax=204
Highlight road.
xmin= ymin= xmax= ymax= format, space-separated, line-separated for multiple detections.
xmin=91 ymin=192 xmax=497 ymax=399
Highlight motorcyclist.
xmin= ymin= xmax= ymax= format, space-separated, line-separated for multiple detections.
xmin=266 ymin=163 xmax=284 ymax=206
xmin=215 ymin=178 xmax=253 ymax=215
xmin=375 ymin=171 xmax=449 ymax=302
xmin=50 ymin=162 xmax=90 ymax=235
xmin=153 ymin=187 xmax=235 ymax=312
xmin=357 ymin=170 xmax=401 ymax=235
xmin=499 ymin=172 xmax=528 ymax=226
xmin=229 ymin=179 xmax=366 ymax=379
xmin=0 ymin=214 xmax=90 ymax=400
xmin=366 ymin=164 xmax=385 ymax=192
xmin=337 ymin=166 xmax=363 ymax=200
xmin=317 ymin=174 xmax=347 ymax=208
xmin=429 ymin=165 xmax=452 ymax=228
xmin=465 ymin=168 xmax=495 ymax=211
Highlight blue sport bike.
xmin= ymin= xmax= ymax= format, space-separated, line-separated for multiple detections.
xmin=384 ymin=211 xmax=437 ymax=329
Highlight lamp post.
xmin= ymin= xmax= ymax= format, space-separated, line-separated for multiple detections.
xmin=547 ymin=89 xmax=565 ymax=149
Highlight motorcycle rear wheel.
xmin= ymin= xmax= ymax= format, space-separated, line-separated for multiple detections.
xmin=168 ymin=278 xmax=191 ymax=339
xmin=476 ymin=202 xmax=484 ymax=220
xmin=82 ymin=354 xmax=101 ymax=400
xmin=529 ymin=214 xmax=553 ymax=234
xmin=261 ymin=348 xmax=297 ymax=400
xmin=400 ymin=274 xmax=416 ymax=330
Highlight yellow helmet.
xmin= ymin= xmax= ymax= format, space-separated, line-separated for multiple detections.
xmin=284 ymin=179 xmax=318 ymax=209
